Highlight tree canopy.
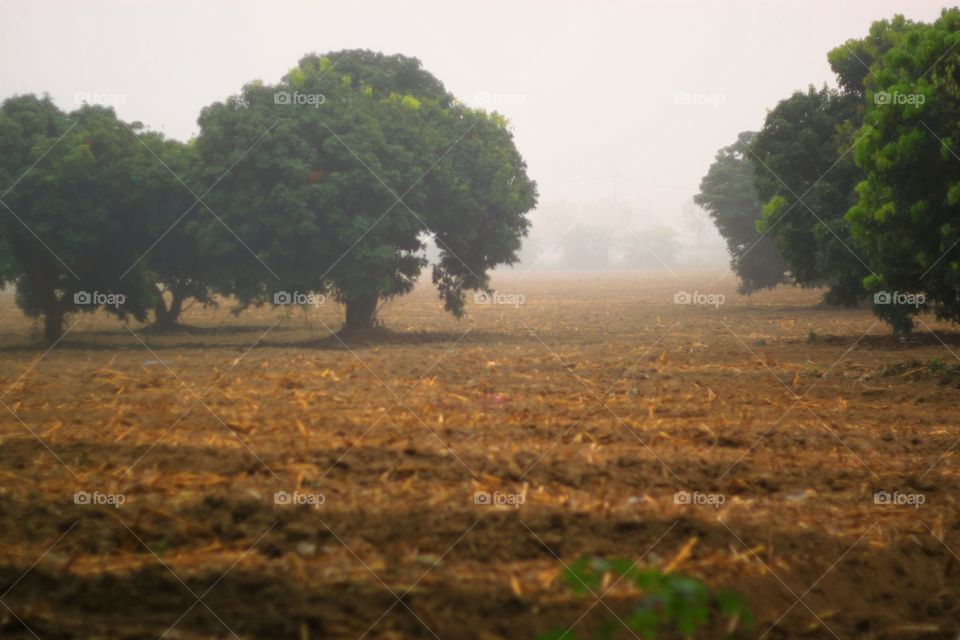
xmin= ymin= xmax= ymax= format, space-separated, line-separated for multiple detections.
xmin=696 ymin=10 xmax=960 ymax=333
xmin=695 ymin=131 xmax=789 ymax=293
xmin=0 ymin=95 xmax=173 ymax=340
xmin=134 ymin=134 xmax=215 ymax=329
xmin=0 ymin=51 xmax=537 ymax=339
xmin=195 ymin=50 xmax=537 ymax=330
xmin=843 ymin=9 xmax=960 ymax=332
xmin=750 ymin=85 xmax=868 ymax=306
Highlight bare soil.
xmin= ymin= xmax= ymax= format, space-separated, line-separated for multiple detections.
xmin=1 ymin=272 xmax=959 ymax=639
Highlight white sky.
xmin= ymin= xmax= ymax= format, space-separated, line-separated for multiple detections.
xmin=0 ymin=0 xmax=949 ymax=233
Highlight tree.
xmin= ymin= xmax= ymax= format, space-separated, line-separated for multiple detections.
xmin=843 ymin=9 xmax=960 ymax=332
xmin=827 ymin=14 xmax=918 ymax=101
xmin=135 ymin=134 xmax=216 ymax=329
xmin=750 ymin=85 xmax=869 ymax=305
xmin=695 ymin=131 xmax=789 ymax=293
xmin=560 ymin=225 xmax=611 ymax=269
xmin=681 ymin=200 xmax=709 ymax=247
xmin=0 ymin=95 xmax=164 ymax=341
xmin=621 ymin=225 xmax=679 ymax=269
xmin=195 ymin=50 xmax=536 ymax=330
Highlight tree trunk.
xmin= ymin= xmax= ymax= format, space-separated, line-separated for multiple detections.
xmin=21 ymin=266 xmax=62 ymax=343
xmin=154 ymin=285 xmax=185 ymax=329
xmin=43 ymin=307 xmax=65 ymax=344
xmin=344 ymin=294 xmax=379 ymax=331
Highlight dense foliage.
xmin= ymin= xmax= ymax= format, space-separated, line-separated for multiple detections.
xmin=195 ymin=50 xmax=537 ymax=329
xmin=751 ymin=85 xmax=868 ymax=306
xmin=0 ymin=50 xmax=537 ymax=338
xmin=842 ymin=10 xmax=960 ymax=331
xmin=694 ymin=131 xmax=789 ymax=293
xmin=135 ymin=134 xmax=216 ymax=329
xmin=0 ymin=96 xmax=175 ymax=340
xmin=699 ymin=8 xmax=960 ymax=332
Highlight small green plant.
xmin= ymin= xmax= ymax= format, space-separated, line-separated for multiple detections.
xmin=928 ymin=357 xmax=946 ymax=374
xmin=807 ymin=330 xmax=820 ymax=345
xmin=539 ymin=557 xmax=752 ymax=640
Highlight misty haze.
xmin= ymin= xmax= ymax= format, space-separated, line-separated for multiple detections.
xmin=1 ymin=1 xmax=960 ymax=639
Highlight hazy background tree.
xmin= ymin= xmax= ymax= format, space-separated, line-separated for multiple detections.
xmin=560 ymin=225 xmax=612 ymax=269
xmin=681 ymin=199 xmax=709 ymax=247
xmin=621 ymin=225 xmax=680 ymax=269
xmin=695 ymin=131 xmax=789 ymax=293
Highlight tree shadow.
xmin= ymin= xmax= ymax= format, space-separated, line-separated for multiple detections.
xmin=0 ymin=327 xmax=516 ymax=353
xmin=0 ymin=499 xmax=953 ymax=639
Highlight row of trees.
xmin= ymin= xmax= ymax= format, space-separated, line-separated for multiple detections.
xmin=516 ymin=199 xmax=692 ymax=270
xmin=0 ymin=50 xmax=537 ymax=341
xmin=697 ymin=9 xmax=960 ymax=332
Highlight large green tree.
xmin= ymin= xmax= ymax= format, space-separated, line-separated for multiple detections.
xmin=842 ymin=10 xmax=960 ymax=332
xmin=0 ymin=95 xmax=170 ymax=341
xmin=750 ymin=85 xmax=869 ymax=306
xmin=195 ymin=50 xmax=537 ymax=330
xmin=134 ymin=134 xmax=216 ymax=329
xmin=695 ymin=131 xmax=789 ymax=293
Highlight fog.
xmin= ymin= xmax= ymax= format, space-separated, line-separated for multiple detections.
xmin=6 ymin=5 xmax=960 ymax=634
xmin=1 ymin=0 xmax=947 ymax=269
